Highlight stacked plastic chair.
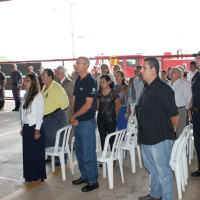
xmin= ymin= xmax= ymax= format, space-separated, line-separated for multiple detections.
xmin=170 ymin=125 xmax=192 ymax=200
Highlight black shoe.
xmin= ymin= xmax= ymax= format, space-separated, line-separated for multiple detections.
xmin=45 ymin=159 xmax=51 ymax=163
xmin=191 ymin=170 xmax=200 ymax=177
xmin=138 ymin=194 xmax=162 ymax=200
xmin=55 ymin=162 xmax=61 ymax=166
xmin=82 ymin=182 xmax=99 ymax=192
xmin=12 ymin=108 xmax=18 ymax=111
xmin=72 ymin=177 xmax=89 ymax=185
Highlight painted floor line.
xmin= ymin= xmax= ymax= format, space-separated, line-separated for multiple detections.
xmin=1 ymin=160 xmax=78 ymax=200
xmin=0 ymin=129 xmax=20 ymax=137
xmin=0 ymin=177 xmax=23 ymax=183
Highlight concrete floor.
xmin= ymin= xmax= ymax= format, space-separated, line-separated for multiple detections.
xmin=0 ymin=101 xmax=200 ymax=200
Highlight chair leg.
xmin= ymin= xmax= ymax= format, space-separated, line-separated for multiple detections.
xmin=103 ymin=163 xmax=107 ymax=178
xmin=51 ymin=156 xmax=55 ymax=172
xmin=174 ymin=166 xmax=182 ymax=200
xmin=68 ymin=152 xmax=74 ymax=175
xmin=71 ymin=138 xmax=74 ymax=162
xmin=137 ymin=145 xmax=143 ymax=168
xmin=118 ymin=158 xmax=124 ymax=183
xmin=60 ymin=155 xmax=66 ymax=181
xmin=107 ymin=162 xmax=114 ymax=189
xmin=130 ymin=147 xmax=136 ymax=173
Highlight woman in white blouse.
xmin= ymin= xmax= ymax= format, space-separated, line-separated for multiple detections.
xmin=20 ymin=74 xmax=47 ymax=183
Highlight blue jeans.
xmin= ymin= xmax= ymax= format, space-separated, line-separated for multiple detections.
xmin=141 ymin=140 xmax=174 ymax=200
xmin=74 ymin=118 xmax=98 ymax=183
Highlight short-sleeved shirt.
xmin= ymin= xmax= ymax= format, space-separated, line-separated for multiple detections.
xmin=73 ymin=73 xmax=97 ymax=121
xmin=138 ymin=76 xmax=178 ymax=145
xmin=41 ymin=80 xmax=69 ymax=115
xmin=11 ymin=70 xmax=22 ymax=84
xmin=0 ymin=71 xmax=5 ymax=86
xmin=97 ymin=89 xmax=119 ymax=119
xmin=191 ymin=71 xmax=200 ymax=108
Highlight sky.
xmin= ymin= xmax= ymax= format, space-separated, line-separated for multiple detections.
xmin=0 ymin=0 xmax=200 ymax=61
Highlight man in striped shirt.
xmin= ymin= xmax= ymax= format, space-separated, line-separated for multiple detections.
xmin=137 ymin=57 xmax=179 ymax=200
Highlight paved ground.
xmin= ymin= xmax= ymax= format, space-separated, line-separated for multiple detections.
xmin=0 ymin=101 xmax=200 ymax=200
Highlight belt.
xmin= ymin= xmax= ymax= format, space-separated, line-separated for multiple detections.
xmin=192 ymin=107 xmax=200 ymax=112
xmin=178 ymin=106 xmax=185 ymax=109
xmin=11 ymin=83 xmax=18 ymax=86
xmin=44 ymin=108 xmax=61 ymax=118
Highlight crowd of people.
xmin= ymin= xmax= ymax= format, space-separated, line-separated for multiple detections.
xmin=0 ymin=52 xmax=200 ymax=199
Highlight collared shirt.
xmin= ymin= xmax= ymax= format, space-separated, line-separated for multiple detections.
xmin=181 ymin=77 xmax=191 ymax=87
xmin=61 ymin=76 xmax=67 ymax=85
xmin=41 ymin=80 xmax=69 ymax=115
xmin=192 ymin=71 xmax=200 ymax=108
xmin=187 ymin=69 xmax=198 ymax=83
xmin=11 ymin=70 xmax=22 ymax=84
xmin=135 ymin=79 xmax=144 ymax=105
xmin=168 ymin=79 xmax=192 ymax=109
xmin=138 ymin=76 xmax=178 ymax=145
xmin=73 ymin=73 xmax=97 ymax=121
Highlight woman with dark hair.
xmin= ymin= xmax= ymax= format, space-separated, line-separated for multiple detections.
xmin=96 ymin=64 xmax=115 ymax=90
xmin=115 ymin=71 xmax=130 ymax=130
xmin=20 ymin=74 xmax=47 ymax=183
xmin=97 ymin=75 xmax=120 ymax=151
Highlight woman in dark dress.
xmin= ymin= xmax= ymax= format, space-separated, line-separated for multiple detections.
xmin=97 ymin=75 xmax=120 ymax=150
xmin=20 ymin=74 xmax=47 ymax=183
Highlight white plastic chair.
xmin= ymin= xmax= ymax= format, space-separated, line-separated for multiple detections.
xmin=180 ymin=125 xmax=193 ymax=186
xmin=70 ymin=128 xmax=101 ymax=161
xmin=45 ymin=125 xmax=74 ymax=181
xmin=97 ymin=129 xmax=126 ymax=189
xmin=170 ymin=135 xmax=186 ymax=200
xmin=120 ymin=124 xmax=142 ymax=173
xmin=188 ymin=127 xmax=194 ymax=165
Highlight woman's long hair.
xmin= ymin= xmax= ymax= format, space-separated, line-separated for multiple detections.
xmin=23 ymin=74 xmax=40 ymax=109
xmin=116 ymin=70 xmax=128 ymax=86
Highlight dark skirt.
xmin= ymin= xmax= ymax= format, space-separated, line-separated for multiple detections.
xmin=22 ymin=123 xmax=47 ymax=182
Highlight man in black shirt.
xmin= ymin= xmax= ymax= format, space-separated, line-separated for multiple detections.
xmin=0 ymin=66 xmax=7 ymax=110
xmin=138 ymin=57 xmax=179 ymax=200
xmin=189 ymin=51 xmax=200 ymax=177
xmin=70 ymin=56 xmax=99 ymax=192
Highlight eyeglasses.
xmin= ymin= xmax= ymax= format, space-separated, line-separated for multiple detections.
xmin=24 ymin=80 xmax=31 ymax=83
xmin=76 ymin=62 xmax=87 ymax=65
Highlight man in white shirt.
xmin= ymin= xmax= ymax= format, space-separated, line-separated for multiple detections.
xmin=134 ymin=66 xmax=144 ymax=118
xmin=168 ymin=67 xmax=192 ymax=138
xmin=187 ymin=61 xmax=198 ymax=84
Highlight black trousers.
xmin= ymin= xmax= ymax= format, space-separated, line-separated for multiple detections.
xmin=97 ymin=116 xmax=117 ymax=151
xmin=192 ymin=111 xmax=200 ymax=170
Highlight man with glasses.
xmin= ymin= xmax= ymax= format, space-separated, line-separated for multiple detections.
xmin=70 ymin=56 xmax=99 ymax=192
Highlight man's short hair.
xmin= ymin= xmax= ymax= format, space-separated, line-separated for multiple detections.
xmin=13 ymin=64 xmax=17 ymax=68
xmin=56 ymin=66 xmax=66 ymax=74
xmin=144 ymin=57 xmax=159 ymax=75
xmin=136 ymin=65 xmax=142 ymax=70
xmin=44 ymin=68 xmax=55 ymax=80
xmin=77 ymin=56 xmax=90 ymax=65
xmin=190 ymin=61 xmax=197 ymax=68
xmin=161 ymin=70 xmax=167 ymax=74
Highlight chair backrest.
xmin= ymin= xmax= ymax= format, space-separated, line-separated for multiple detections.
xmin=101 ymin=129 xmax=126 ymax=159
xmin=53 ymin=125 xmax=72 ymax=153
xmin=170 ymin=135 xmax=186 ymax=168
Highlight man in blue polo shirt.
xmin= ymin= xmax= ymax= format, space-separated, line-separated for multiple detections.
xmin=70 ymin=56 xmax=99 ymax=192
